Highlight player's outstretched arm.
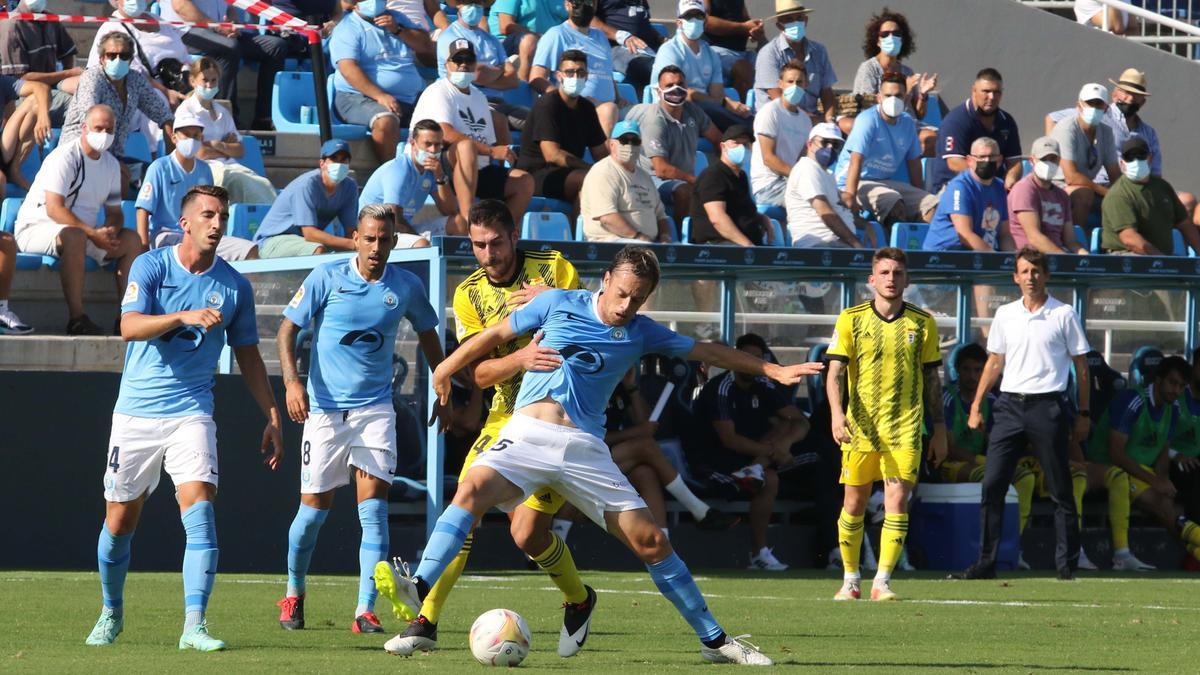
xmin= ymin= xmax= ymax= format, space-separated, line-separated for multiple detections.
xmin=687 ymin=341 xmax=824 ymax=386
xmin=276 ymin=317 xmax=309 ymax=424
xmin=120 ymin=308 xmax=223 ymax=342
xmin=432 ymin=318 xmax=520 ymax=412
xmin=416 ymin=328 xmax=453 ymax=433
xmin=233 ymin=344 xmax=285 ymax=470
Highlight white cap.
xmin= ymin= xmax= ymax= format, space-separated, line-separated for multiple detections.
xmin=808 ymin=122 xmax=843 ymax=142
xmin=173 ymin=110 xmax=205 ymax=130
xmin=1078 ymin=82 xmax=1109 ymax=104
xmin=677 ymin=0 xmax=705 ymax=17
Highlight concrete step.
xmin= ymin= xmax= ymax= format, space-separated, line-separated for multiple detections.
xmin=0 ymin=335 xmax=124 ymax=371
xmin=11 ymin=268 xmax=120 ymax=336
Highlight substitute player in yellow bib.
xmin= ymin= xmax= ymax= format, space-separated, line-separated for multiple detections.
xmin=826 ymin=247 xmax=946 ymax=601
xmin=379 ymin=200 xmax=596 ymax=658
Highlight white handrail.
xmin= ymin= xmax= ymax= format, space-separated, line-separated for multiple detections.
xmin=1094 ymin=0 xmax=1200 ymax=36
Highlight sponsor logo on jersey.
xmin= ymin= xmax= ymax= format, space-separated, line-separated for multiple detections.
xmin=160 ymin=325 xmax=206 ymax=351
xmin=339 ymin=328 xmax=386 ymax=352
xmin=559 ymin=344 xmax=605 ymax=374
xmin=122 ymin=282 xmax=139 ymax=305
xmin=288 ymin=285 xmax=305 ymax=309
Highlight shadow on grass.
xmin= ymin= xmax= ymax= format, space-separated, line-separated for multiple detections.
xmin=776 ymin=660 xmax=1134 ymax=671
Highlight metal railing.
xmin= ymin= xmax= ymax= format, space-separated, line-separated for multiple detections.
xmin=1020 ymin=0 xmax=1200 ymax=59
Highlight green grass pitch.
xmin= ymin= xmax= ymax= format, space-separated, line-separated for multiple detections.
xmin=2 ymin=570 xmax=1197 ymax=672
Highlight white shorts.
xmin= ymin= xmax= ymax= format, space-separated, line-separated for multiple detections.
xmin=300 ymin=402 xmax=396 ymax=494
xmin=472 ymin=414 xmax=647 ymax=529
xmin=153 ymin=230 xmax=257 ymax=261
xmin=103 ymin=413 xmax=219 ymax=502
xmin=17 ymin=222 xmax=109 ymax=266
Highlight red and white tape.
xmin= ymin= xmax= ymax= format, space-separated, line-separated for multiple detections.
xmin=0 ymin=3 xmax=319 ymax=43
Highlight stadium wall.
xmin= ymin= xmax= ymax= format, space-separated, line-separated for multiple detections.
xmin=644 ymin=0 xmax=1200 ymax=195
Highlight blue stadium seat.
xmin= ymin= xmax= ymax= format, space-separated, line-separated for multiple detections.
xmin=617 ymin=82 xmax=637 ymax=107
xmin=0 ymin=197 xmax=40 ymax=270
xmin=723 ymin=86 xmax=740 ymax=103
xmin=324 ymin=74 xmax=371 ymax=140
xmin=642 ymin=86 xmax=655 ymax=104
xmin=945 ymin=342 xmax=971 ymax=384
xmin=271 ymin=71 xmax=368 ymax=139
xmin=1089 ymin=228 xmax=1103 ymax=253
xmin=240 ymin=135 xmax=267 ymax=177
xmin=766 ymin=218 xmax=785 ymax=246
xmin=1129 ymin=345 xmax=1164 ymax=388
xmin=744 ymin=89 xmax=755 ymax=110
xmin=125 ymin=130 xmax=154 ymax=165
xmin=1074 ymin=224 xmax=1086 ymax=249
xmin=805 ymin=342 xmax=829 ymax=411
xmin=681 ymin=216 xmax=691 ymax=243
xmin=755 ymin=203 xmax=785 ymax=222
xmin=1173 ymin=228 xmax=1189 ymax=256
xmin=920 ymin=97 xmax=943 ymax=128
xmin=501 ymin=81 xmax=535 ymax=109
xmin=857 ymin=220 xmax=885 ymax=248
xmin=6 ymin=129 xmax=60 ymax=198
xmin=575 ymin=215 xmax=585 ymax=241
xmin=521 ymin=211 xmax=572 ymax=241
xmin=890 ymin=222 xmax=930 ymax=250
xmin=694 ymin=150 xmax=708 ymax=174
xmin=229 ymin=203 xmax=272 ymax=240
xmin=527 ymin=196 xmax=572 ymax=215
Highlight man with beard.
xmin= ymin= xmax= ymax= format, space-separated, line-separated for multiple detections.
xmin=928 ymin=68 xmax=1023 ymax=194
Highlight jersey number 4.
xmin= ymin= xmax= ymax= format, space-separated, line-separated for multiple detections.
xmin=108 ymin=446 xmax=120 ymax=473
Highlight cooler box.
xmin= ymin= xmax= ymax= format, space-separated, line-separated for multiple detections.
xmin=908 ymin=483 xmax=1019 ymax=571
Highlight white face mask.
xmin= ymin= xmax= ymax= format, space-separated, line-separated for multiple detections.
xmin=85 ymin=130 xmax=115 ymax=153
xmin=1033 ymin=159 xmax=1058 ymax=182
xmin=880 ymin=95 xmax=904 ymax=118
xmin=176 ymin=137 xmax=200 ymax=159
xmin=615 ymin=143 xmax=640 ymax=164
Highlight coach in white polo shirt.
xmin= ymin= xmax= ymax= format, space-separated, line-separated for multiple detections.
xmin=957 ymin=246 xmax=1091 ymax=581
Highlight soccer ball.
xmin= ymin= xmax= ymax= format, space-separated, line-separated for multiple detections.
xmin=469 ymin=608 xmax=531 ymax=666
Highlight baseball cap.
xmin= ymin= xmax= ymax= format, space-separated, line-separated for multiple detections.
xmin=1030 ymin=136 xmax=1060 ymax=160
xmin=320 ymin=138 xmax=351 ymax=158
xmin=611 ymin=119 xmax=641 ymax=139
xmin=448 ymin=38 xmax=476 ymax=61
xmin=721 ymin=124 xmax=753 ymax=142
xmin=1121 ymin=136 xmax=1150 ymax=156
xmin=677 ymin=0 xmax=705 ymax=17
xmin=1078 ymin=82 xmax=1109 ymax=104
xmin=173 ymin=110 xmax=205 ymax=131
xmin=808 ymin=122 xmax=843 ymax=142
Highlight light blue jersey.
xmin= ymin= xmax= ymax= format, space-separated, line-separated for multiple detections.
xmin=136 ymin=154 xmax=214 ymax=242
xmin=531 ymin=22 xmax=615 ymax=104
xmin=329 ymin=11 xmax=423 ymax=103
xmin=834 ymin=106 xmax=921 ymax=189
xmin=283 ymin=258 xmax=438 ymax=412
xmin=508 ymin=289 xmax=695 ymax=438
xmin=114 ymin=246 xmax=258 ymax=418
xmin=358 ymin=153 xmax=436 ymax=223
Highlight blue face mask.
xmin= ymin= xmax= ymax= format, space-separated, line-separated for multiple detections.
xmin=783 ymin=20 xmax=805 ymax=42
xmin=104 ymin=56 xmax=131 ymax=80
xmin=357 ymin=0 xmax=385 ymax=18
xmin=726 ymin=143 xmax=746 ymax=166
xmin=561 ymin=75 xmax=586 ymax=97
xmin=1080 ymin=105 xmax=1105 ymax=126
xmin=414 ymin=148 xmax=433 ymax=168
xmin=879 ymin=34 xmax=902 ymax=56
xmin=122 ymin=0 xmax=146 ymax=15
xmin=1123 ymin=158 xmax=1150 ymax=182
xmin=25 ymin=0 xmax=46 ymax=12
xmin=459 ymin=4 xmax=483 ymax=26
xmin=783 ymin=84 xmax=805 ymax=107
xmin=325 ymin=162 xmax=349 ymax=183
xmin=449 ymin=70 xmax=475 ymax=88
xmin=814 ymin=145 xmax=835 ymax=168
xmin=680 ymin=18 xmax=705 ymax=40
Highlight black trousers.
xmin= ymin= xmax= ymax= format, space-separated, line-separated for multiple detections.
xmin=977 ymin=393 xmax=1079 ymax=574
xmin=1171 ymin=460 xmax=1200 ymax=522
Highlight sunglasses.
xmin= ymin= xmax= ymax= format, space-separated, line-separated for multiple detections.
xmin=1122 ymin=151 xmax=1150 ymax=162
xmin=617 ymin=136 xmax=641 ymax=146
xmin=105 ymin=52 xmax=133 ymax=61
xmin=878 ymin=29 xmax=902 ymax=38
xmin=559 ymin=68 xmax=588 ymax=77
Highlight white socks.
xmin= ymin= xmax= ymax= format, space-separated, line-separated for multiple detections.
xmin=664 ymin=475 xmax=709 ymax=521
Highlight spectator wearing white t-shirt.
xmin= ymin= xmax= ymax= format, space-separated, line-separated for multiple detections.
xmin=410 ymin=40 xmax=533 ymax=235
xmin=1075 ymin=0 xmax=1130 ymax=35
xmin=178 ymin=58 xmax=276 ymax=204
xmin=14 ymin=104 xmax=143 ymax=335
xmin=750 ymin=61 xmax=811 ymax=206
xmin=786 ymin=123 xmax=866 ymax=248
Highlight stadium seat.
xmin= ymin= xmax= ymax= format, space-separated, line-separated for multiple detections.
xmin=857 ymin=220 xmax=885 ymax=248
xmin=271 ymin=71 xmax=368 ymax=139
xmin=744 ymin=89 xmax=755 ymax=110
xmin=520 ymin=211 xmax=572 ymax=241
xmin=229 ymin=203 xmax=272 ymax=240
xmin=324 ymin=74 xmax=370 ymax=140
xmin=681 ymin=216 xmax=691 ymax=243
xmin=920 ymin=97 xmax=943 ymax=128
xmin=1074 ymin=224 xmax=1086 ymax=249
xmin=527 ymin=196 xmax=572 ymax=215
xmin=617 ymin=82 xmax=637 ymax=108
xmin=0 ymin=198 xmax=40 ymax=270
xmin=694 ymin=150 xmax=708 ymax=174
xmin=723 ymin=86 xmax=740 ymax=103
xmin=1089 ymin=228 xmax=1103 ymax=253
xmin=755 ymin=203 xmax=785 ymax=223
xmin=1173 ymin=229 xmax=1189 ymax=256
xmin=945 ymin=342 xmax=970 ymax=384
xmin=805 ymin=342 xmax=829 ymax=412
xmin=762 ymin=218 xmax=784 ymax=246
xmin=1129 ymin=345 xmax=1164 ymax=388
xmin=240 ymin=136 xmax=267 ymax=177
xmin=501 ymin=81 xmax=535 ymax=109
xmin=575 ymin=214 xmax=585 ymax=241
xmin=890 ymin=222 xmax=930 ymax=250
xmin=125 ymin=130 xmax=154 ymax=165
xmin=642 ymin=86 xmax=655 ymax=104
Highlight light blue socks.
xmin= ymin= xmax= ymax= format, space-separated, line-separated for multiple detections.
xmin=414 ymin=504 xmax=474 ymax=585
xmin=181 ymin=501 xmax=218 ymax=630
xmin=647 ymin=552 xmax=723 ymax=643
xmin=286 ymin=504 xmax=329 ymax=598
xmin=356 ymin=498 xmax=389 ymax=615
xmin=97 ymin=527 xmax=133 ymax=616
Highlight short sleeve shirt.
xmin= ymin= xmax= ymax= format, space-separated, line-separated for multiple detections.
xmin=689 ymin=161 xmax=762 ymax=244
xmin=160 ymin=0 xmax=227 ymax=23
xmin=987 ymin=295 xmax=1090 ymax=394
xmin=924 ymin=171 xmax=1009 ymax=251
xmin=14 ymin=141 xmax=122 ymax=234
xmin=515 ymin=92 xmax=606 ymax=172
xmin=137 ymin=154 xmax=215 ymax=241
xmin=752 ymin=35 xmax=835 ymax=115
xmin=1047 ymin=105 xmax=1162 ymax=182
xmin=928 ymin=100 xmax=1023 ymax=193
xmin=785 ymin=155 xmax=855 ymax=245
xmin=1050 ymin=115 xmax=1118 ymax=182
xmin=437 ymin=21 xmax=507 ymax=96
xmin=254 ymin=169 xmax=360 ymax=241
xmin=595 ymin=0 xmax=662 ymax=47
xmin=87 ymin=17 xmax=189 ymax=74
xmin=834 ymin=106 xmax=921 ymax=189
xmin=650 ymin=33 xmax=723 ymax=93
xmin=704 ymin=0 xmax=748 ymax=51
xmin=851 ymin=57 xmax=913 ymax=96
xmin=59 ymin=67 xmax=173 ymax=156
xmin=580 ymin=156 xmax=666 ymax=241
xmin=488 ymin=0 xmax=566 ymax=36
xmin=697 ymin=370 xmax=784 ymax=443
xmin=176 ymin=96 xmax=243 ymax=167
xmin=1100 ymin=175 xmax=1188 ymax=254
xmin=750 ymin=98 xmax=811 ymax=195
xmin=625 ymin=101 xmax=710 ymax=177
xmin=0 ymin=16 xmax=77 ymax=76
xmin=1007 ymin=173 xmax=1072 ymax=250
xmin=358 ymin=153 xmax=437 ymax=223
xmin=410 ymin=78 xmax=496 ymax=169
xmin=330 ymin=11 xmax=423 ymax=103
xmin=531 ymin=22 xmax=615 ymax=104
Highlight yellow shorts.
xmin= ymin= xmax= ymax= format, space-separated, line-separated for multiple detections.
xmin=1128 ymin=464 xmax=1156 ymax=502
xmin=460 ymin=416 xmax=566 ymax=515
xmin=840 ymin=447 xmax=920 ymax=485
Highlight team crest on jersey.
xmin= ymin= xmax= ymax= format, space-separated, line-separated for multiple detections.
xmin=907 ymin=330 xmax=917 ymax=344
xmin=122 ymin=282 xmax=139 ymax=305
xmin=207 ymin=291 xmax=221 ymax=307
xmin=288 ymin=285 xmax=305 ymax=309
xmin=383 ymin=292 xmax=398 ymax=309
xmin=610 ymin=326 xmax=627 ymax=340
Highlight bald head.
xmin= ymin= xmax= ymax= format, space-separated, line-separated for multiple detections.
xmin=84 ymin=104 xmax=115 ymax=133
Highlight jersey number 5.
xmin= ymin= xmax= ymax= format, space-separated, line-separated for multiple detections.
xmin=488 ymin=439 xmax=512 ymax=453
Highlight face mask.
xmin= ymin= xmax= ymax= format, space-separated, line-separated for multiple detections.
xmin=879 ymin=34 xmax=902 ymax=56
xmin=561 ymin=75 xmax=586 ymax=97
xmin=661 ymin=85 xmax=687 ymax=106
xmin=680 ymin=18 xmax=705 ymax=40
xmin=569 ymin=3 xmax=595 ymax=27
xmin=325 ymin=162 xmax=349 ymax=183
xmin=25 ymin=0 xmax=46 ymax=12
xmin=86 ymin=130 xmax=115 ymax=153
xmin=196 ymin=85 xmax=219 ymax=101
xmin=726 ymin=143 xmax=746 ymax=166
xmin=104 ymin=56 xmax=130 ymax=80
xmin=357 ymin=0 xmax=385 ymax=18
xmin=414 ymin=148 xmax=433 ymax=167
xmin=1033 ymin=159 xmax=1058 ymax=182
xmin=782 ymin=84 xmax=805 ymax=107
xmin=459 ymin=3 xmax=483 ymax=26
xmin=1123 ymin=158 xmax=1150 ymax=182
xmin=1080 ymin=105 xmax=1105 ymax=126
xmin=783 ymin=20 xmax=805 ymax=42
xmin=974 ymin=160 xmax=997 ymax=181
xmin=122 ymin=0 xmax=146 ymax=15
xmin=175 ymin=137 xmax=200 ymax=159
xmin=880 ymin=95 xmax=904 ymax=118
xmin=1116 ymin=101 xmax=1141 ymax=118
xmin=615 ymin=143 xmax=640 ymax=164
xmin=449 ymin=70 xmax=475 ymax=88
xmin=814 ymin=145 xmax=834 ymax=168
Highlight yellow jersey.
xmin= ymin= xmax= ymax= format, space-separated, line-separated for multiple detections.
xmin=827 ymin=301 xmax=942 ymax=453
xmin=452 ymin=250 xmax=580 ymax=424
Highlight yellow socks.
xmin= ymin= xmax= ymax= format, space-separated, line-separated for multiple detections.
xmin=837 ymin=509 xmax=865 ymax=576
xmin=1013 ymin=464 xmax=1036 ymax=535
xmin=419 ymin=532 xmax=472 ymax=623
xmin=878 ymin=514 xmax=909 ymax=575
xmin=531 ymin=533 xmax=588 ymax=604
xmin=1072 ymin=466 xmax=1087 ymax=529
xmin=1182 ymin=520 xmax=1200 ymax=548
xmin=1104 ymin=467 xmax=1131 ymax=551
